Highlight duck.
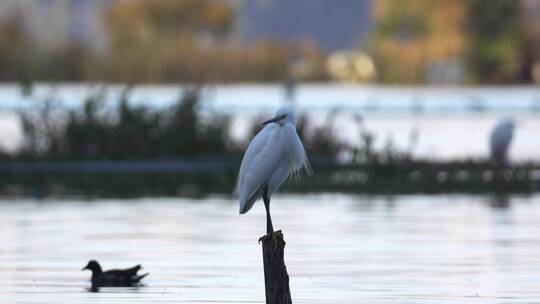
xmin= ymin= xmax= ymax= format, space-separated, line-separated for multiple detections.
xmin=82 ymin=260 xmax=148 ymax=287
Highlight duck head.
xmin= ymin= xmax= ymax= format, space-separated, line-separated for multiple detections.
xmin=82 ymin=260 xmax=103 ymax=274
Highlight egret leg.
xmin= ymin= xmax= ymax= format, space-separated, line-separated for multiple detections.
xmin=263 ymin=186 xmax=274 ymax=235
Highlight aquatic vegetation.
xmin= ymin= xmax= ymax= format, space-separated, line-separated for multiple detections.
xmin=2 ymin=85 xmax=539 ymax=197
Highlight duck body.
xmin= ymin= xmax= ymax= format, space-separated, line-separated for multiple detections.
xmin=82 ymin=260 xmax=148 ymax=287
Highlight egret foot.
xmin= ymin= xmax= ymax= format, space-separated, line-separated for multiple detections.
xmin=258 ymin=230 xmax=282 ymax=249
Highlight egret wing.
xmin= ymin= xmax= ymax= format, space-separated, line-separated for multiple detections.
xmin=283 ymin=124 xmax=312 ymax=178
xmin=490 ymin=123 xmax=512 ymax=156
xmin=237 ymin=125 xmax=285 ymax=214
xmin=234 ymin=124 xmax=275 ymax=198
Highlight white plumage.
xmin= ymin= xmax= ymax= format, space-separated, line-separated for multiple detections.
xmin=489 ymin=118 xmax=515 ymax=162
xmin=234 ymin=107 xmax=311 ymax=234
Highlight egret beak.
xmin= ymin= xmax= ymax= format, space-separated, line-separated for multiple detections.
xmin=262 ymin=115 xmax=284 ymax=126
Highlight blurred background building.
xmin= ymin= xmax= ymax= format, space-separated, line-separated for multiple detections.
xmin=236 ymin=0 xmax=371 ymax=51
xmin=0 ymin=0 xmax=109 ymax=51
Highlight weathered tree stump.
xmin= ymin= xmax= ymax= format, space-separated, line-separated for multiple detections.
xmin=259 ymin=230 xmax=292 ymax=304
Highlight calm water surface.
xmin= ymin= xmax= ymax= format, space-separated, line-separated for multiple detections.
xmin=1 ymin=194 xmax=540 ymax=303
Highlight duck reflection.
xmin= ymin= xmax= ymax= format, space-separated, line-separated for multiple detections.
xmin=489 ymin=193 xmax=510 ymax=209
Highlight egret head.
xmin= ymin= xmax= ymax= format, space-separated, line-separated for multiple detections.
xmin=262 ymin=107 xmax=296 ymax=126
xmin=499 ymin=118 xmax=516 ymax=130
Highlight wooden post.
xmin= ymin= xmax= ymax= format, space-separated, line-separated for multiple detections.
xmin=260 ymin=230 xmax=292 ymax=304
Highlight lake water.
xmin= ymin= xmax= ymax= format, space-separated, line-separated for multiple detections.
xmin=1 ymin=194 xmax=540 ymax=303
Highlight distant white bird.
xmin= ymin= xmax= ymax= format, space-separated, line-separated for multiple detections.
xmin=490 ymin=118 xmax=515 ymax=163
xmin=234 ymin=107 xmax=311 ymax=235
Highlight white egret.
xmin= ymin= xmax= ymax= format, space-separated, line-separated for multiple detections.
xmin=234 ymin=107 xmax=311 ymax=235
xmin=489 ymin=118 xmax=515 ymax=163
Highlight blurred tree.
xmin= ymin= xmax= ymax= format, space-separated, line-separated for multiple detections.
xmin=100 ymin=0 xmax=234 ymax=83
xmin=466 ymin=0 xmax=525 ymax=83
xmin=98 ymin=0 xmax=327 ymax=83
xmin=39 ymin=42 xmax=93 ymax=81
xmin=0 ymin=18 xmax=33 ymax=82
xmin=0 ymin=0 xmax=326 ymax=83
xmin=371 ymin=0 xmax=467 ymax=83
xmin=0 ymin=16 xmax=94 ymax=82
xmin=521 ymin=1 xmax=540 ymax=83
